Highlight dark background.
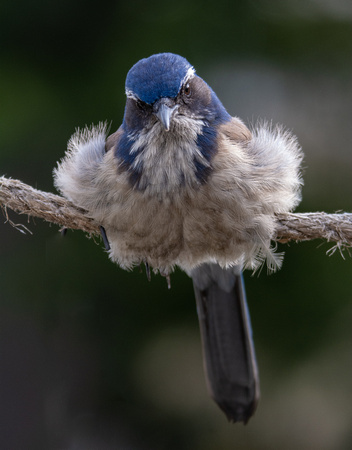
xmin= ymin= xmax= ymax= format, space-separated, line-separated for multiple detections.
xmin=1 ymin=1 xmax=352 ymax=449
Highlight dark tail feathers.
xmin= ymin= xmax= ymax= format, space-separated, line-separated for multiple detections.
xmin=191 ymin=263 xmax=260 ymax=423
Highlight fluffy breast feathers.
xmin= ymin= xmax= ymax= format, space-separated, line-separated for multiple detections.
xmin=54 ymin=119 xmax=303 ymax=274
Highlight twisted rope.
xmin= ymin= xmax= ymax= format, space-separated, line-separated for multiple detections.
xmin=1 ymin=176 xmax=352 ymax=250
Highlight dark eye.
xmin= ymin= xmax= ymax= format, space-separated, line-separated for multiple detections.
xmin=136 ymin=99 xmax=151 ymax=113
xmin=136 ymin=100 xmax=144 ymax=110
xmin=184 ymin=83 xmax=191 ymax=97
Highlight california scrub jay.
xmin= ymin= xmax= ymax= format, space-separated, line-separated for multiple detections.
xmin=54 ymin=53 xmax=303 ymax=423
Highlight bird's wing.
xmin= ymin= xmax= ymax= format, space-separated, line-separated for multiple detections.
xmin=221 ymin=116 xmax=252 ymax=142
xmin=191 ymin=263 xmax=259 ymax=423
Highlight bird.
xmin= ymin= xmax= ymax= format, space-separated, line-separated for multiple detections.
xmin=54 ymin=52 xmax=303 ymax=423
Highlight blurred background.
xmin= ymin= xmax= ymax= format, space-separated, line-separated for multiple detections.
xmin=1 ymin=0 xmax=352 ymax=448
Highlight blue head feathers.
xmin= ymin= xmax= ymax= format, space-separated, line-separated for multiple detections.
xmin=125 ymin=53 xmax=194 ymax=105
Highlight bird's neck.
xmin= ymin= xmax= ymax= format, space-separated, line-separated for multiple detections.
xmin=119 ymin=117 xmax=216 ymax=197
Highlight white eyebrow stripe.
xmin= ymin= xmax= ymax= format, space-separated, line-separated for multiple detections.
xmin=125 ymin=89 xmax=140 ymax=101
xmin=180 ymin=66 xmax=195 ymax=88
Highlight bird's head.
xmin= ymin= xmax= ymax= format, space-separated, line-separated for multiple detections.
xmin=115 ymin=53 xmax=233 ymax=191
xmin=123 ymin=53 xmax=231 ymax=133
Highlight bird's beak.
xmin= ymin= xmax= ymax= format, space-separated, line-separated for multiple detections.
xmin=153 ymin=99 xmax=177 ymax=131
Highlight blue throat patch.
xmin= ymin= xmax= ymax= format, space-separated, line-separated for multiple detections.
xmin=195 ymin=125 xmax=218 ymax=183
xmin=115 ymin=131 xmax=142 ymax=176
xmin=116 ymin=123 xmax=219 ymax=190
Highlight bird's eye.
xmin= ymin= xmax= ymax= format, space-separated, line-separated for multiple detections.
xmin=136 ymin=100 xmax=145 ymax=110
xmin=136 ymin=99 xmax=151 ymax=113
xmin=184 ymin=83 xmax=191 ymax=97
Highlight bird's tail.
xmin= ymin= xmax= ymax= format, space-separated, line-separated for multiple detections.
xmin=191 ymin=263 xmax=260 ymax=423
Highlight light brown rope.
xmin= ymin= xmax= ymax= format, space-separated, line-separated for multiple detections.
xmin=1 ymin=176 xmax=352 ymax=248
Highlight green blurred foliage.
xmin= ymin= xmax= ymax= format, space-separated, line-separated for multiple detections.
xmin=1 ymin=0 xmax=352 ymax=448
